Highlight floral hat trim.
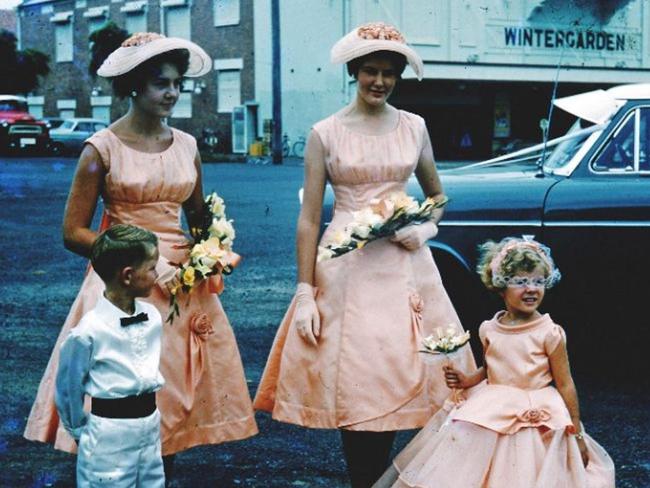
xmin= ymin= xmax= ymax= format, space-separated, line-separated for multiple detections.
xmin=357 ymin=23 xmax=405 ymax=43
xmin=330 ymin=22 xmax=424 ymax=80
xmin=97 ymin=32 xmax=211 ymax=78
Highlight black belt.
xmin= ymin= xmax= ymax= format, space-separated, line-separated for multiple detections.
xmin=91 ymin=392 xmax=156 ymax=419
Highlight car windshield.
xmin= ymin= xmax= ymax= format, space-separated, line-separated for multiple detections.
xmin=61 ymin=121 xmax=75 ymax=129
xmin=543 ymin=120 xmax=594 ymax=171
xmin=0 ymin=100 xmax=27 ymax=112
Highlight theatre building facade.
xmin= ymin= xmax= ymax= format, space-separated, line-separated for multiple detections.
xmin=266 ymin=0 xmax=650 ymax=160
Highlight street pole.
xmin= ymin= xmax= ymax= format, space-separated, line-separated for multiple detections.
xmin=271 ymin=0 xmax=282 ymax=164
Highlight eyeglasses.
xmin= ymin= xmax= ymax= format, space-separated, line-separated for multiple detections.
xmin=505 ymin=276 xmax=548 ymax=289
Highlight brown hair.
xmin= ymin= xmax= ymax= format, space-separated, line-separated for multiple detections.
xmin=476 ymin=238 xmax=557 ymax=292
xmin=91 ymin=224 xmax=158 ymax=282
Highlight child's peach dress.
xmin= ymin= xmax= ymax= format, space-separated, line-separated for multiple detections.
xmin=24 ymin=128 xmax=258 ymax=455
xmin=388 ymin=312 xmax=615 ymax=487
xmin=254 ymin=111 xmax=475 ymax=431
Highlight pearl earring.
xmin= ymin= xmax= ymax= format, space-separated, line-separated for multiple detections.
xmin=131 ymin=90 xmax=137 ymax=98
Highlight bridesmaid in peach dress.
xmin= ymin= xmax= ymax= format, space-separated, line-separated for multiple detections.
xmin=374 ymin=237 xmax=615 ymax=488
xmin=24 ymin=33 xmax=257 ymax=475
xmin=254 ymin=22 xmax=474 ymax=487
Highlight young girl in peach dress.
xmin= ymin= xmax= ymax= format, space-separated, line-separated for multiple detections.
xmin=375 ymin=237 xmax=615 ymax=488
xmin=254 ymin=22 xmax=474 ymax=487
xmin=24 ymin=33 xmax=257 ymax=476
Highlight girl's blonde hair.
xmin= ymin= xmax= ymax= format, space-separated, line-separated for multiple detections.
xmin=476 ymin=237 xmax=561 ymax=291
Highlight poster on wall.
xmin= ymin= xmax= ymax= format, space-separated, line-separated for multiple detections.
xmin=493 ymin=93 xmax=510 ymax=138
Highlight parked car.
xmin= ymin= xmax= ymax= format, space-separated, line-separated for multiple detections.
xmin=50 ymin=118 xmax=108 ymax=155
xmin=42 ymin=117 xmax=66 ymax=130
xmin=0 ymin=95 xmax=50 ymax=155
xmin=322 ymin=83 xmax=650 ymax=378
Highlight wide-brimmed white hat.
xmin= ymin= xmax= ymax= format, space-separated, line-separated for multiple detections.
xmin=97 ymin=32 xmax=211 ymax=78
xmin=331 ymin=22 xmax=423 ymax=80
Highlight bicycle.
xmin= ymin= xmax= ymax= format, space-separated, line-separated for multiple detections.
xmin=281 ymin=133 xmax=306 ymax=158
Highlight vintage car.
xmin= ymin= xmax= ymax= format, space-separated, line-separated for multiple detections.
xmin=0 ymin=95 xmax=50 ymax=155
xmin=412 ymin=83 xmax=650 ymax=377
xmin=50 ymin=117 xmax=108 ymax=155
xmin=320 ymin=83 xmax=649 ymax=377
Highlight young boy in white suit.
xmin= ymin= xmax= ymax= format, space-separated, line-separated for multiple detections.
xmin=55 ymin=224 xmax=165 ymax=487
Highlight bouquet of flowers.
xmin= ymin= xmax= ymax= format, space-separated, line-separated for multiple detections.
xmin=167 ymin=192 xmax=237 ymax=323
xmin=421 ymin=325 xmax=471 ymax=404
xmin=317 ymin=192 xmax=448 ymax=261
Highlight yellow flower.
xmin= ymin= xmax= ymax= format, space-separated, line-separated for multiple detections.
xmin=356 ymin=240 xmax=367 ymax=249
xmin=182 ymin=266 xmax=196 ymax=287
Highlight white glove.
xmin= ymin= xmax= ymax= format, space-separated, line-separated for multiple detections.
xmin=390 ymin=221 xmax=438 ymax=251
xmin=293 ymin=282 xmax=320 ymax=346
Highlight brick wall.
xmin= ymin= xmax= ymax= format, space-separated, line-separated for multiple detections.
xmin=17 ymin=0 xmax=255 ymax=151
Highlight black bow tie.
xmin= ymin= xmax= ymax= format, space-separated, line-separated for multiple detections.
xmin=120 ymin=312 xmax=149 ymax=327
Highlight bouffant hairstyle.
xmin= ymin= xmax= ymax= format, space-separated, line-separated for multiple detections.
xmin=476 ymin=238 xmax=560 ymax=292
xmin=110 ymin=49 xmax=190 ymax=99
xmin=346 ymin=50 xmax=407 ymax=79
xmin=91 ymin=224 xmax=158 ymax=282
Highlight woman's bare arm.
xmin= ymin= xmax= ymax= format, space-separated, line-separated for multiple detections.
xmin=62 ymin=144 xmax=105 ymax=257
xmin=296 ymin=130 xmax=327 ymax=285
xmin=414 ymin=127 xmax=445 ymax=224
xmin=182 ymin=150 xmax=206 ymax=230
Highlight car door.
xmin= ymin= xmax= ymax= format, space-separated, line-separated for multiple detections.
xmin=541 ymin=104 xmax=650 ymax=375
xmin=73 ymin=122 xmax=94 ymax=151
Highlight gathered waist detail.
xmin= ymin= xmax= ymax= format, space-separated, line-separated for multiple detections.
xmin=104 ymin=201 xmax=185 ymax=243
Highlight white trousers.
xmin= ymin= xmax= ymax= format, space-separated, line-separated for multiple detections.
xmin=77 ymin=410 xmax=164 ymax=487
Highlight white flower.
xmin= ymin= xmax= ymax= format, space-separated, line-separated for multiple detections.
xmin=347 ymin=222 xmax=372 ymax=239
xmin=317 ymin=246 xmax=335 ymax=261
xmin=351 ymin=207 xmax=384 ymax=229
xmin=332 ymin=230 xmax=352 ymax=247
xmin=208 ymin=193 xmax=226 ymax=217
xmin=209 ymin=218 xmax=236 ymax=247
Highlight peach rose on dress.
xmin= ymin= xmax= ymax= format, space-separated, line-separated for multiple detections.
xmin=518 ymin=408 xmax=551 ymax=424
xmin=409 ymin=293 xmax=424 ymax=321
xmin=189 ymin=312 xmax=214 ymax=340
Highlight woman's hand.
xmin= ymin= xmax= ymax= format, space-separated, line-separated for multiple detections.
xmin=293 ymin=282 xmax=320 ymax=346
xmin=163 ymin=270 xmax=182 ymax=297
xmin=390 ymin=221 xmax=438 ymax=250
xmin=443 ymin=365 xmax=471 ymax=389
xmin=577 ymin=436 xmax=589 ymax=467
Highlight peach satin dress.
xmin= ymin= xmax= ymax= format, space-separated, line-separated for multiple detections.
xmin=254 ymin=111 xmax=475 ymax=431
xmin=389 ymin=313 xmax=615 ymax=487
xmin=24 ymin=128 xmax=258 ymax=455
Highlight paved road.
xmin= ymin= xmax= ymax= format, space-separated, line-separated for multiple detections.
xmin=0 ymin=157 xmax=648 ymax=487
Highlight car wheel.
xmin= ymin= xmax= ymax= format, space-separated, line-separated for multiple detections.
xmin=50 ymin=142 xmax=64 ymax=155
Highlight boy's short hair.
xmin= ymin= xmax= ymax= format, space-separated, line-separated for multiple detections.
xmin=91 ymin=224 xmax=158 ymax=282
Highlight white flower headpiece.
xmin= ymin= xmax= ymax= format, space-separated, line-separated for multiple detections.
xmin=489 ymin=236 xmax=561 ymax=288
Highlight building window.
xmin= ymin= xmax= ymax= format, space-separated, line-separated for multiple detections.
xmin=84 ymin=6 xmax=109 ymax=36
xmin=50 ymin=12 xmax=74 ymax=62
xmin=121 ymin=1 xmax=147 ymax=33
xmin=91 ymin=95 xmax=112 ymax=123
xmin=217 ymin=70 xmax=241 ymax=113
xmin=125 ymin=11 xmax=146 ymax=33
xmin=172 ymin=93 xmax=192 ymax=118
xmin=57 ymin=99 xmax=77 ymax=118
xmin=214 ymin=0 xmax=239 ymax=26
xmin=162 ymin=0 xmax=190 ymax=40
xmin=27 ymin=96 xmax=45 ymax=119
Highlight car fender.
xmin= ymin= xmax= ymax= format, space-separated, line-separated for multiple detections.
xmin=428 ymin=239 xmax=471 ymax=273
